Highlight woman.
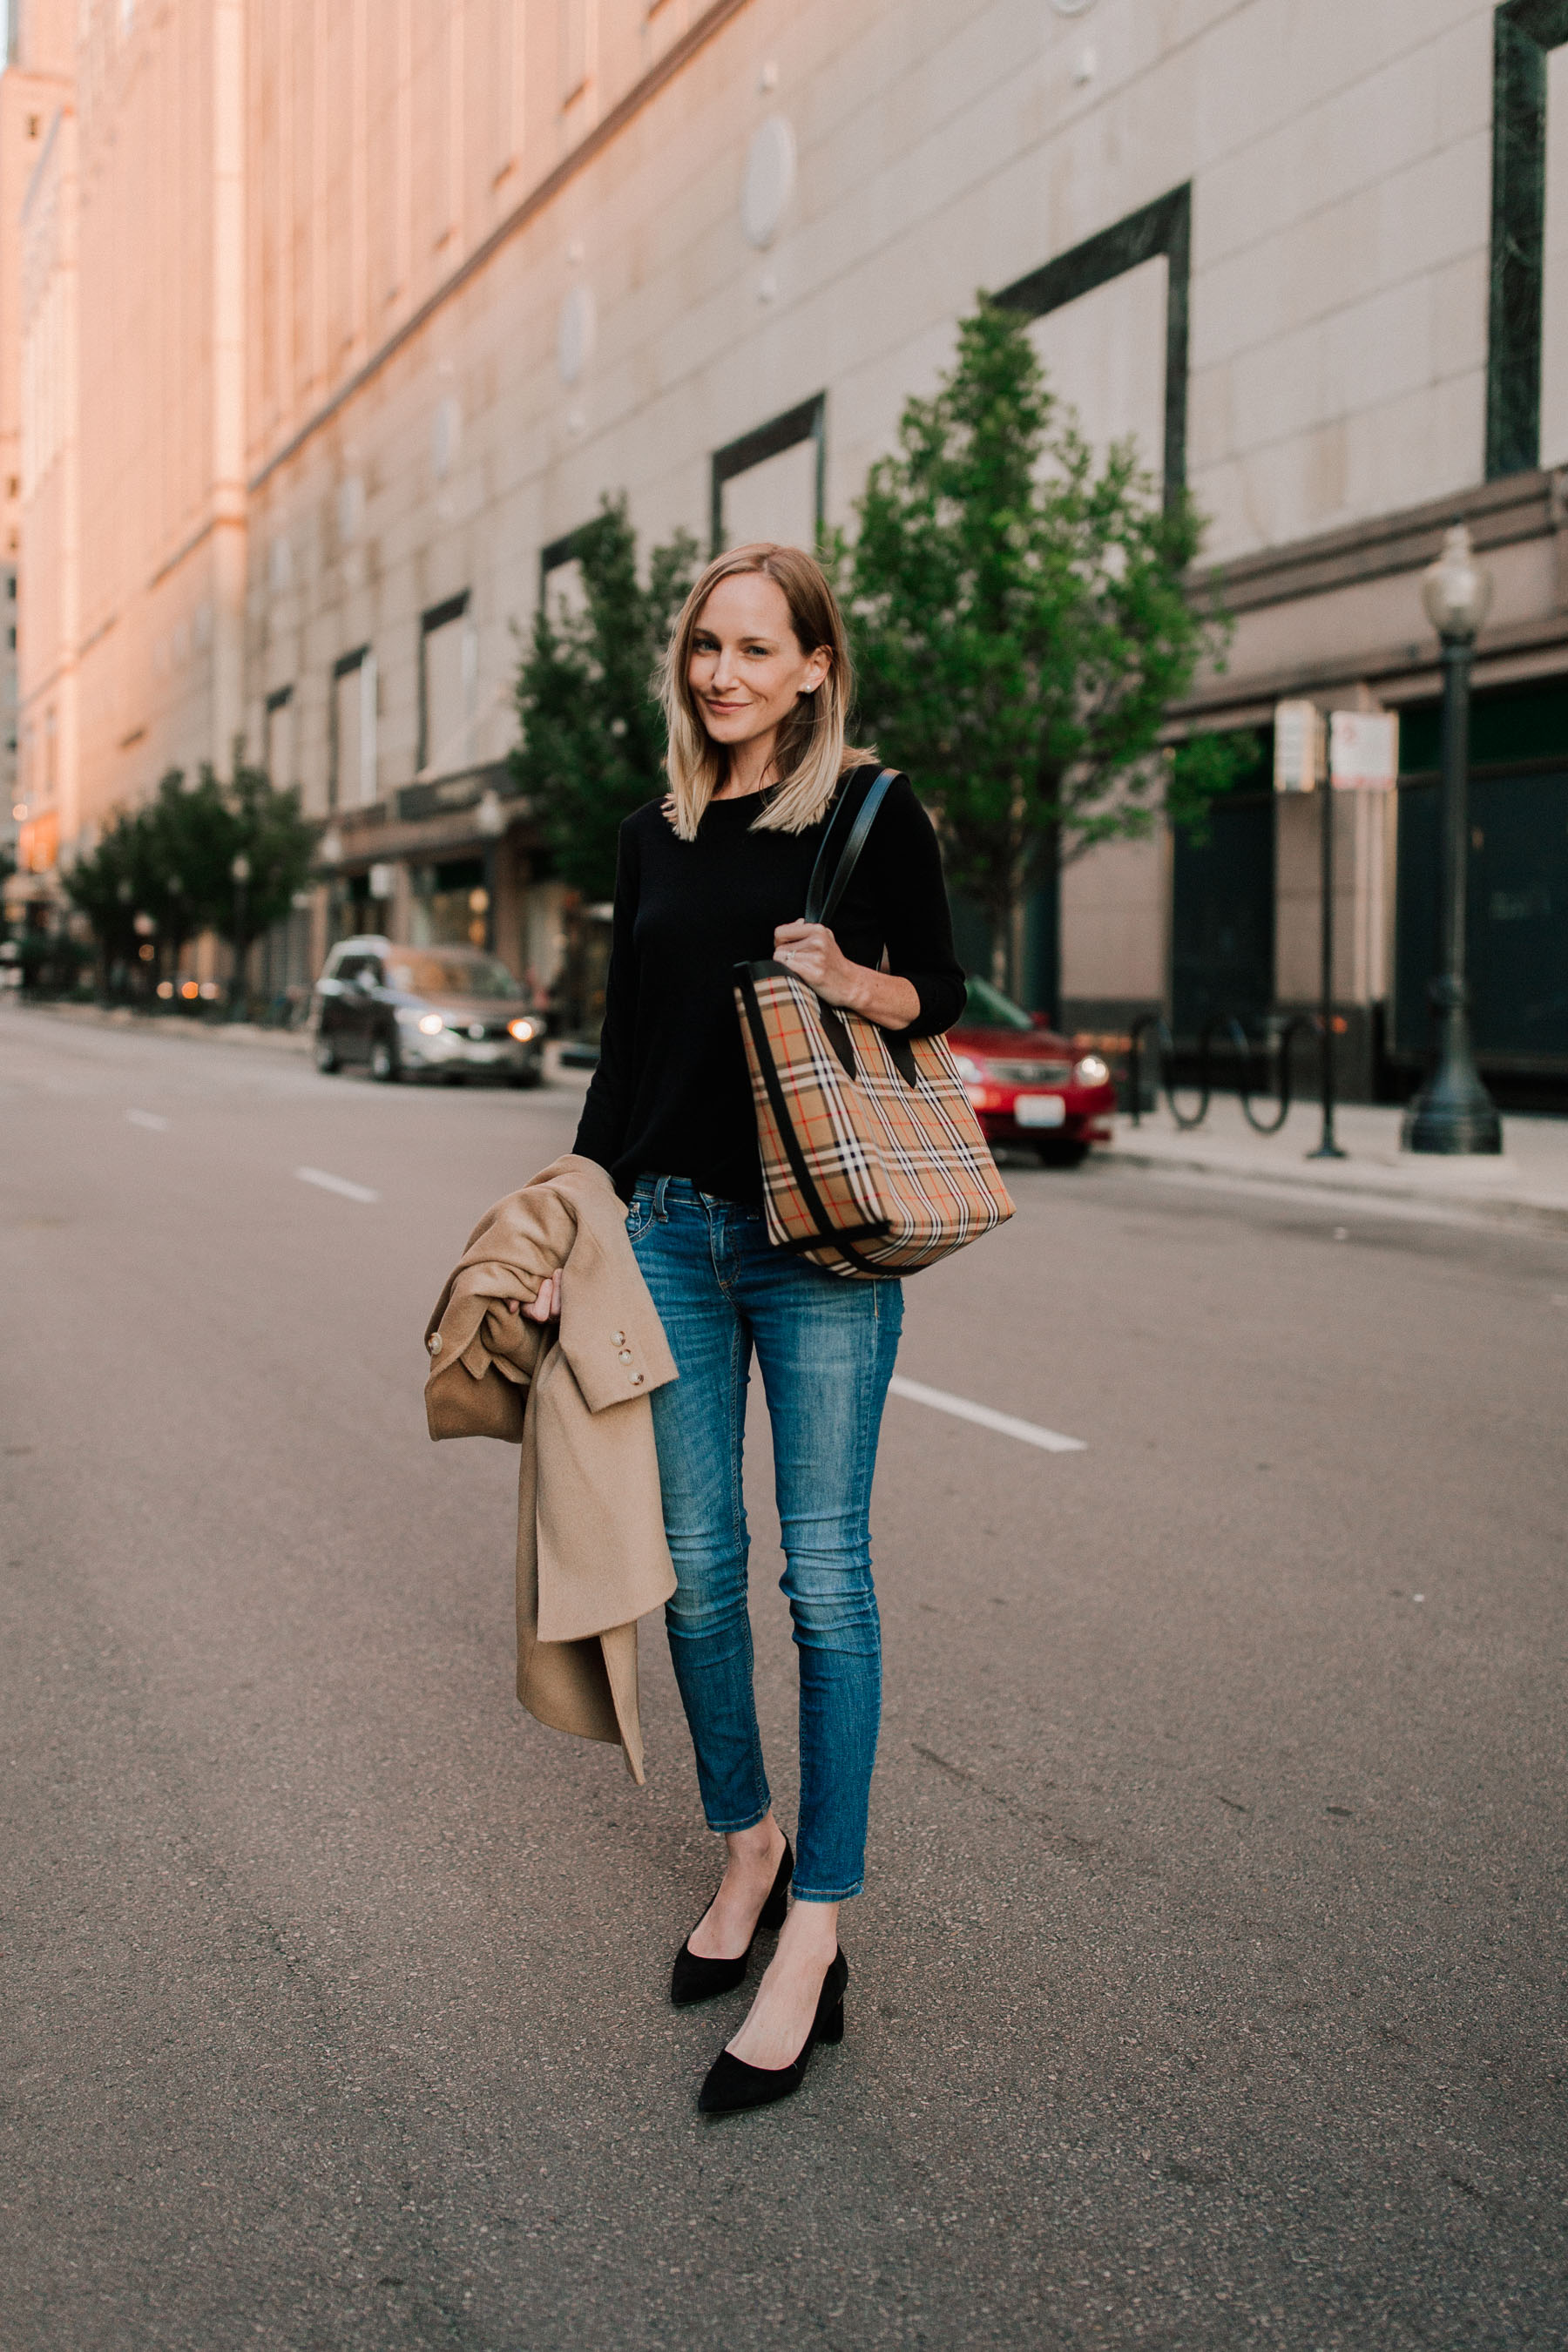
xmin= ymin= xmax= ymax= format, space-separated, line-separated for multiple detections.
xmin=544 ymin=543 xmax=964 ymax=2112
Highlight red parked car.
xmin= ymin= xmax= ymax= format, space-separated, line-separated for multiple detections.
xmin=949 ymin=977 xmax=1117 ymax=1167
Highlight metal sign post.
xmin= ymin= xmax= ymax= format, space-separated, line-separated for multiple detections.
xmin=1274 ymin=703 xmax=1398 ymax=1163
xmin=1308 ymin=770 xmax=1345 ymax=1160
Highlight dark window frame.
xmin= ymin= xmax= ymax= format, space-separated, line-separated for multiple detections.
xmin=709 ymin=392 xmax=827 ymax=558
xmin=417 ymin=591 xmax=470 ymax=774
xmin=995 ymin=183 xmax=1193 ymax=509
xmin=1487 ymin=0 xmax=1568 ymax=477
xmin=329 ymin=645 xmax=372 ymax=813
xmin=538 ymin=525 xmax=596 ymax=596
xmin=263 ymin=682 xmax=294 ymax=790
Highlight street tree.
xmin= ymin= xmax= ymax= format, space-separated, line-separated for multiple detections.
xmin=207 ymin=762 xmax=315 ymax=968
xmin=65 ymin=764 xmax=314 ymax=991
xmin=510 ymin=495 xmax=700 ymax=902
xmin=833 ymin=297 xmax=1249 ymax=991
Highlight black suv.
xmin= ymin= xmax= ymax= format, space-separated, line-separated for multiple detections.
xmin=314 ymin=938 xmax=544 ymax=1085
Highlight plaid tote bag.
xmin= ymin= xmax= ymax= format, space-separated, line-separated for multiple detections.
xmin=733 ymin=767 xmax=1014 ymax=1279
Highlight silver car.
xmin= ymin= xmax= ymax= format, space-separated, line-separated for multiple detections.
xmin=314 ymin=937 xmax=544 ymax=1085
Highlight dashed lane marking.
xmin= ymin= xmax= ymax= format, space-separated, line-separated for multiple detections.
xmin=295 ymin=1166 xmax=380 ymax=1205
xmin=125 ymin=1109 xmax=169 ymax=1132
xmin=887 ymin=1375 xmax=1085 ymax=1454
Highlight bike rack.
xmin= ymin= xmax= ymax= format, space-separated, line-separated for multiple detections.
xmin=1127 ymin=1010 xmax=1317 ymax=1135
xmin=1127 ymin=1012 xmax=1209 ymax=1129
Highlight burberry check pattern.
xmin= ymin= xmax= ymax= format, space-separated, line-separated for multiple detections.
xmin=733 ymin=963 xmax=1015 ymax=1279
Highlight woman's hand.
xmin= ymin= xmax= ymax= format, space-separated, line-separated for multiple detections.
xmin=504 ymin=1271 xmax=561 ymax=1323
xmin=772 ymin=923 xmax=921 ymax=1031
xmin=772 ymin=921 xmax=860 ymax=1005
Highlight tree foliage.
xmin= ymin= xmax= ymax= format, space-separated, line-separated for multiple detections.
xmin=510 ymin=495 xmax=700 ymax=902
xmin=64 ymin=763 xmax=314 ymax=978
xmin=833 ymin=297 xmax=1249 ymax=986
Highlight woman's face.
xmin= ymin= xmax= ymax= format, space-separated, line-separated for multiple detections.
xmin=687 ymin=573 xmax=831 ymax=754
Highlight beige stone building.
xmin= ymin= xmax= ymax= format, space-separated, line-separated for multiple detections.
xmin=0 ymin=0 xmax=71 ymax=865
xmin=7 ymin=0 xmax=1568 ymax=1089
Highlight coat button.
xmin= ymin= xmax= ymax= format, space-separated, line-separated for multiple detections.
xmin=428 ymin=1333 xmax=443 ymax=1355
xmin=618 ymin=1348 xmax=633 ymax=1362
xmin=631 ymin=1371 xmax=645 ymax=1387
xmin=612 ymin=1330 xmax=625 ymax=1346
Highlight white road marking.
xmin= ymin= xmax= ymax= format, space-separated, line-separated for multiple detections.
xmin=125 ymin=1109 xmax=169 ymax=1132
xmin=888 ymin=1375 xmax=1085 ymax=1454
xmin=295 ymin=1166 xmax=380 ymax=1205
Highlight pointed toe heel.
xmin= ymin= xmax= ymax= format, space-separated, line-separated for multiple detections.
xmin=670 ymin=1837 xmax=794 ymax=2008
xmin=697 ymin=1950 xmax=848 ymax=2115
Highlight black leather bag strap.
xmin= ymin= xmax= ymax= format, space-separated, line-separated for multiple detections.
xmin=803 ymin=767 xmax=896 ymax=929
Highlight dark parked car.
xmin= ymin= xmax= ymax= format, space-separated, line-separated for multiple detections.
xmin=314 ymin=938 xmax=544 ymax=1085
xmin=949 ymin=976 xmax=1116 ymax=1166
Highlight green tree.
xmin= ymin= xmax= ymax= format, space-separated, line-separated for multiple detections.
xmin=510 ymin=494 xmax=700 ymax=901
xmin=64 ymin=764 xmax=314 ymax=992
xmin=62 ymin=813 xmax=146 ymax=986
xmin=209 ymin=761 xmax=315 ymax=967
xmin=834 ymin=297 xmax=1250 ymax=990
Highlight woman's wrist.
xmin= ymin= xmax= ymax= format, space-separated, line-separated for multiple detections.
xmin=835 ymin=963 xmax=919 ymax=1031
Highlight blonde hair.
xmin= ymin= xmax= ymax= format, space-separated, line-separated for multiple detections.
xmin=659 ymin=542 xmax=877 ymax=839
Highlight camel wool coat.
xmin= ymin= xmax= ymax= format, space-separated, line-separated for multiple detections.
xmin=422 ymin=1153 xmax=678 ymax=1782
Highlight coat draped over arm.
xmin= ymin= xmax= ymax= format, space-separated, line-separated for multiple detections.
xmin=422 ymin=1153 xmax=678 ymax=1783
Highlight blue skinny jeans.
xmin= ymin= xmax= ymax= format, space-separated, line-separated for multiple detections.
xmin=628 ymin=1176 xmax=902 ymax=1902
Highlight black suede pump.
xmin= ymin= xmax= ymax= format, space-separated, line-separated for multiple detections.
xmin=697 ymin=1949 xmax=848 ymax=2115
xmin=669 ymin=1837 xmax=794 ymax=2007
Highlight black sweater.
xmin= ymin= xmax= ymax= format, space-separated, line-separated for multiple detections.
xmin=573 ymin=771 xmax=967 ymax=1205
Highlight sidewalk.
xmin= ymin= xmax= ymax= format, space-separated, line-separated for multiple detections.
xmin=1104 ymin=1094 xmax=1568 ymax=1233
xmin=4 ymin=997 xmax=594 ymax=1086
xmin=10 ymin=999 xmax=314 ymax=1056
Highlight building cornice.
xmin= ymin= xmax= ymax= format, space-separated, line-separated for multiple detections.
xmin=1168 ymin=608 xmax=1568 ymax=732
xmin=1166 ymin=468 xmax=1568 ymax=729
xmin=1207 ymin=469 xmax=1561 ymax=617
xmin=247 ymin=0 xmax=754 ymax=496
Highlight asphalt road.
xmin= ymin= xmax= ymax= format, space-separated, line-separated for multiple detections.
xmin=3 ymin=1005 xmax=1565 ymax=2352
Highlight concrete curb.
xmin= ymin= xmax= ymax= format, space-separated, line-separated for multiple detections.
xmin=1103 ymin=1140 xmax=1568 ymax=1236
xmin=9 ymin=1001 xmax=314 ymax=1054
xmin=6 ymin=999 xmax=595 ymax=1092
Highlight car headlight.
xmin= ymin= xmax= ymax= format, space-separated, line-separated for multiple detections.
xmin=1074 ymin=1053 xmax=1111 ymax=1088
xmin=507 ymin=1017 xmax=537 ymax=1042
xmin=953 ymin=1052 xmax=986 ymax=1083
xmin=417 ymin=1011 xmax=445 ymax=1036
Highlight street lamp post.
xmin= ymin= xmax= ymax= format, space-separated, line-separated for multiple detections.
xmin=230 ymin=852 xmax=251 ymax=1023
xmin=1402 ymin=523 xmax=1502 ymax=1155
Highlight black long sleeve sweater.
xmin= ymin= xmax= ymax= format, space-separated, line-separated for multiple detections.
xmin=572 ymin=770 xmax=967 ymax=1205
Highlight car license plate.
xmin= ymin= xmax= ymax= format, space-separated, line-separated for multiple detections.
xmin=464 ymin=1042 xmax=504 ymax=1063
xmin=1014 ymin=1092 xmax=1066 ymax=1129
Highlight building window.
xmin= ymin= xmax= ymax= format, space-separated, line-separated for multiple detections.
xmin=1494 ymin=0 xmax=1568 ymax=475
xmin=265 ymin=685 xmax=296 ymax=793
xmin=994 ymin=185 xmax=1193 ymax=509
xmin=419 ymin=593 xmax=474 ymax=777
xmin=560 ymin=0 xmax=591 ymax=104
xmin=711 ymin=394 xmax=826 ymax=557
xmin=331 ymin=650 xmax=377 ymax=811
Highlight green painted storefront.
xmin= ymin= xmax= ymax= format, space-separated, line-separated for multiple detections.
xmin=1395 ymin=679 xmax=1568 ymax=1078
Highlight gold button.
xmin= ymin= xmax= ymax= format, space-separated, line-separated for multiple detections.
xmin=612 ymin=1330 xmax=625 ymax=1346
xmin=428 ymin=1333 xmax=443 ymax=1355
